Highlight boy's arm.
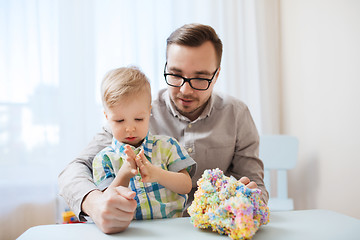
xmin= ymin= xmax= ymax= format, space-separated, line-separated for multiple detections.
xmin=156 ymin=169 xmax=192 ymax=194
xmin=135 ymin=151 xmax=192 ymax=194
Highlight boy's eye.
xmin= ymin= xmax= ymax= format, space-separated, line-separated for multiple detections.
xmin=116 ymin=119 xmax=124 ymax=123
xmin=135 ymin=118 xmax=143 ymax=121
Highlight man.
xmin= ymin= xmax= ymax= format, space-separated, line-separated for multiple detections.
xmin=58 ymin=23 xmax=268 ymax=234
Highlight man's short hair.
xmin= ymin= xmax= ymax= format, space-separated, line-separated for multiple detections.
xmin=166 ymin=23 xmax=223 ymax=67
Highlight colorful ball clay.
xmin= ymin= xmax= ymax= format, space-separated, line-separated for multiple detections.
xmin=188 ymin=168 xmax=270 ymax=240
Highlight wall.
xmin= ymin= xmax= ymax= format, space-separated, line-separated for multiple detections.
xmin=279 ymin=0 xmax=360 ymax=218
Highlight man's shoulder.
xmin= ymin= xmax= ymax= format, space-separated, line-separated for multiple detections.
xmin=152 ymin=88 xmax=167 ymax=107
xmin=151 ymin=89 xmax=170 ymax=118
xmin=212 ymin=91 xmax=248 ymax=112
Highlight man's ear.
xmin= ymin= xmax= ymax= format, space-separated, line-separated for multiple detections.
xmin=217 ymin=66 xmax=221 ymax=76
xmin=214 ymin=66 xmax=221 ymax=83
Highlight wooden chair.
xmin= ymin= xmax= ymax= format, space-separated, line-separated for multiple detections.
xmin=259 ymin=135 xmax=298 ymax=211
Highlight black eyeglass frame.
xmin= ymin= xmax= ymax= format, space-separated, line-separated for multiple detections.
xmin=163 ymin=62 xmax=219 ymax=91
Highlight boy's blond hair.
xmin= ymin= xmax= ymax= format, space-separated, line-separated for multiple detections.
xmin=101 ymin=66 xmax=151 ymax=109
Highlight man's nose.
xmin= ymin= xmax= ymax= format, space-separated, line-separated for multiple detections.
xmin=180 ymin=81 xmax=194 ymax=95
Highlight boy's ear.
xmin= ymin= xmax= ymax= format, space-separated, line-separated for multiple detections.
xmin=104 ymin=110 xmax=108 ymax=120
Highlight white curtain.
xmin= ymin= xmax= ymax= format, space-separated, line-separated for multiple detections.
xmin=93 ymin=0 xmax=265 ymax=130
xmin=0 ymin=0 xmax=280 ymax=239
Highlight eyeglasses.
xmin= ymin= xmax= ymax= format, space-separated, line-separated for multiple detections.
xmin=163 ymin=62 xmax=218 ymax=91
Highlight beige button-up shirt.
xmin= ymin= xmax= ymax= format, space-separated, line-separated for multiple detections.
xmin=150 ymin=89 xmax=268 ymax=210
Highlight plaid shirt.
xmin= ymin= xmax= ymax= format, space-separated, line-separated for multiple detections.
xmin=92 ymin=133 xmax=196 ymax=220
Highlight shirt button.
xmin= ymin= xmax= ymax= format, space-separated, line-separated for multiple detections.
xmin=188 ymin=148 xmax=193 ymax=153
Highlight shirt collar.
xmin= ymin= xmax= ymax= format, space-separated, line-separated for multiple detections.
xmin=111 ymin=133 xmax=152 ymax=159
xmin=162 ymin=89 xmax=214 ymax=123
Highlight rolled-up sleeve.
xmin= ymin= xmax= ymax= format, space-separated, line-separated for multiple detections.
xmin=58 ymin=125 xmax=112 ymax=220
xmin=226 ymin=106 xmax=269 ymax=204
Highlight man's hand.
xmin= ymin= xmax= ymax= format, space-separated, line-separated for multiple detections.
xmin=82 ymin=186 xmax=137 ymax=234
xmin=239 ymin=176 xmax=258 ymax=189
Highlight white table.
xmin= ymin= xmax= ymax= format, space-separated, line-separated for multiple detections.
xmin=18 ymin=210 xmax=360 ymax=240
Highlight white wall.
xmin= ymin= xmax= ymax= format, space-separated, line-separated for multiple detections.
xmin=280 ymin=0 xmax=360 ymax=218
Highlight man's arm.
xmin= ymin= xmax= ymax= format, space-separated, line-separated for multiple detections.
xmin=58 ymin=125 xmax=112 ymax=219
xmin=227 ymin=106 xmax=269 ymax=205
xmin=58 ymin=125 xmax=138 ymax=233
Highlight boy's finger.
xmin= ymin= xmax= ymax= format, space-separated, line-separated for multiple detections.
xmin=124 ymin=145 xmax=136 ymax=158
xmin=135 ymin=155 xmax=143 ymax=167
xmin=126 ymin=154 xmax=135 ymax=163
xmin=130 ymin=168 xmax=138 ymax=175
xmin=138 ymin=150 xmax=149 ymax=164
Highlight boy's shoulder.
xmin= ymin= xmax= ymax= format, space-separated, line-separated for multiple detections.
xmin=147 ymin=133 xmax=180 ymax=146
xmin=148 ymin=133 xmax=177 ymax=141
xmin=95 ymin=144 xmax=118 ymax=159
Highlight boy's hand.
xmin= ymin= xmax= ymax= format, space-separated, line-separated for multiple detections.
xmin=122 ymin=145 xmax=138 ymax=176
xmin=135 ymin=149 xmax=158 ymax=182
xmin=108 ymin=145 xmax=138 ymax=189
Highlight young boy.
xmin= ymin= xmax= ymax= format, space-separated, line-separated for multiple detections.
xmin=92 ymin=66 xmax=196 ymax=220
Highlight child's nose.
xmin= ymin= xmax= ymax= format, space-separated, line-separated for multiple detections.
xmin=126 ymin=125 xmax=135 ymax=132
